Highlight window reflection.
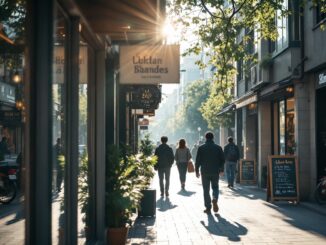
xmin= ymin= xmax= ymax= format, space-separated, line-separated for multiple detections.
xmin=52 ymin=9 xmax=66 ymax=245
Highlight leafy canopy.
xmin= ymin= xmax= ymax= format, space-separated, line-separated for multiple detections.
xmin=168 ymin=0 xmax=288 ymax=127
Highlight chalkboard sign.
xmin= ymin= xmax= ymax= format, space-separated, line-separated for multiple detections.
xmin=268 ymin=155 xmax=299 ymax=202
xmin=240 ymin=160 xmax=256 ymax=184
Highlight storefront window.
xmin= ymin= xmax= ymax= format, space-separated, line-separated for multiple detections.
xmin=286 ymin=98 xmax=295 ymax=154
xmin=78 ymin=40 xmax=88 ymax=244
xmin=0 ymin=0 xmax=26 ymax=243
xmin=279 ymin=100 xmax=286 ymax=155
xmin=275 ymin=97 xmax=295 ymax=155
xmin=52 ymin=8 xmax=67 ymax=244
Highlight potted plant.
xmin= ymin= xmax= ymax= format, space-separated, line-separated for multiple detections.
xmin=137 ymin=134 xmax=157 ymax=217
xmin=106 ymin=145 xmax=145 ymax=245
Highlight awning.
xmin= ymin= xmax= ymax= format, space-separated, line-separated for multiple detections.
xmin=217 ymin=104 xmax=235 ymax=116
xmin=235 ymin=93 xmax=257 ymax=109
xmin=77 ymin=0 xmax=164 ymax=43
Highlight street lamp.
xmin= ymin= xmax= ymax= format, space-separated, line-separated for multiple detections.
xmin=197 ymin=127 xmax=201 ymax=142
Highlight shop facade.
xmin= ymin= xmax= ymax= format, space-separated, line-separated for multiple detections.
xmin=228 ymin=0 xmax=326 ymax=200
xmin=22 ymin=0 xmax=164 ymax=244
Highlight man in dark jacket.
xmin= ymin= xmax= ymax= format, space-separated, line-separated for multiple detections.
xmin=154 ymin=136 xmax=174 ymax=197
xmin=195 ymin=132 xmax=225 ymax=214
xmin=224 ymin=136 xmax=240 ymax=188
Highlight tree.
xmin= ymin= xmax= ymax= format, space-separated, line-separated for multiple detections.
xmin=168 ymin=0 xmax=296 ymax=127
xmin=183 ymin=79 xmax=210 ymax=131
xmin=0 ymin=0 xmax=26 ymax=75
xmin=170 ymin=0 xmax=282 ymax=92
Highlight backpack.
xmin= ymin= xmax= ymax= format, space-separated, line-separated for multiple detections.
xmin=227 ymin=144 xmax=238 ymax=161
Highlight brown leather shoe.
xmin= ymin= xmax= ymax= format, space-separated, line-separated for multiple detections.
xmin=203 ymin=208 xmax=211 ymax=214
xmin=212 ymin=199 xmax=219 ymax=213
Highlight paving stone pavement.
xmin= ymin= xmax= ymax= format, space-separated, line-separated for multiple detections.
xmin=0 ymin=191 xmax=86 ymax=245
xmin=127 ymin=165 xmax=326 ymax=245
xmin=1 ymin=165 xmax=326 ymax=245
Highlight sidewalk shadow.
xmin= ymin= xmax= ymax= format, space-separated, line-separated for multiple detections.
xmin=200 ymin=214 xmax=247 ymax=241
xmin=127 ymin=216 xmax=156 ymax=241
xmin=156 ymin=197 xmax=177 ymax=212
xmin=177 ymin=189 xmax=196 ymax=197
xmin=5 ymin=207 xmax=24 ymax=225
xmin=225 ymin=185 xmax=266 ymax=200
xmin=263 ymin=202 xmax=326 ymax=237
xmin=0 ymin=192 xmax=24 ymax=222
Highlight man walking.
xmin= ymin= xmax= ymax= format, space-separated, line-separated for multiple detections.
xmin=195 ymin=132 xmax=225 ymax=214
xmin=224 ymin=136 xmax=240 ymax=188
xmin=154 ymin=136 xmax=175 ymax=197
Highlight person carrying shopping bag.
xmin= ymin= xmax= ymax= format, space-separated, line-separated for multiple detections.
xmin=175 ymin=139 xmax=192 ymax=191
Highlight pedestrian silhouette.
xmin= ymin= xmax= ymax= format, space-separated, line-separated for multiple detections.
xmin=175 ymin=138 xmax=192 ymax=191
xmin=154 ymin=136 xmax=174 ymax=197
xmin=224 ymin=136 xmax=240 ymax=188
xmin=195 ymin=131 xmax=225 ymax=214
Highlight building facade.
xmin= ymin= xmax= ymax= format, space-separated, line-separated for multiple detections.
xmin=222 ymin=0 xmax=326 ymax=199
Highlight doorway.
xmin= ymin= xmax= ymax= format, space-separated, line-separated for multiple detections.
xmin=316 ymin=87 xmax=326 ymax=180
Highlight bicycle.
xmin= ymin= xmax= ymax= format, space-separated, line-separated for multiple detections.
xmin=315 ymin=176 xmax=326 ymax=205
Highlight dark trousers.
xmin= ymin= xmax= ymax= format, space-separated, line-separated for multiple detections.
xmin=177 ymin=162 xmax=187 ymax=185
xmin=158 ymin=167 xmax=171 ymax=194
xmin=201 ymin=174 xmax=220 ymax=209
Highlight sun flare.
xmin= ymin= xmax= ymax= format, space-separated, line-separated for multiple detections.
xmin=162 ymin=21 xmax=179 ymax=44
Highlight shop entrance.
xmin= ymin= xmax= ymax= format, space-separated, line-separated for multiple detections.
xmin=316 ymin=87 xmax=326 ymax=180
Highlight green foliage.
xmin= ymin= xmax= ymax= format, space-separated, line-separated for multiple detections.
xmin=183 ymin=79 xmax=210 ymax=131
xmin=0 ymin=0 xmax=26 ymax=56
xmin=139 ymin=134 xmax=155 ymax=157
xmin=168 ymin=0 xmax=289 ymax=126
xmin=138 ymin=134 xmax=158 ymax=188
xmin=78 ymin=151 xmax=90 ymax=226
xmin=106 ymin=145 xmax=152 ymax=228
xmin=200 ymin=84 xmax=234 ymax=129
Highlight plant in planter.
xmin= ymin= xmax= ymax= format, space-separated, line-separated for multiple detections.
xmin=138 ymin=134 xmax=157 ymax=217
xmin=106 ymin=145 xmax=146 ymax=245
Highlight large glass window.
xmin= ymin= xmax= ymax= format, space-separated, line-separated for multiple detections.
xmin=286 ymin=98 xmax=295 ymax=154
xmin=279 ymin=100 xmax=286 ymax=155
xmin=78 ymin=41 xmax=89 ymax=244
xmin=271 ymin=0 xmax=288 ymax=53
xmin=274 ymin=97 xmax=295 ymax=155
xmin=0 ymin=0 xmax=26 ymax=243
xmin=52 ymin=8 xmax=67 ymax=244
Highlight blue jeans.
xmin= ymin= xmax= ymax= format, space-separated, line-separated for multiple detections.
xmin=177 ymin=162 xmax=187 ymax=185
xmin=226 ymin=161 xmax=237 ymax=186
xmin=158 ymin=167 xmax=171 ymax=193
xmin=201 ymin=174 xmax=220 ymax=209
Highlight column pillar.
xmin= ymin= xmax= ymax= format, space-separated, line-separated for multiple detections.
xmin=294 ymin=81 xmax=311 ymax=200
xmin=258 ymin=101 xmax=272 ymax=188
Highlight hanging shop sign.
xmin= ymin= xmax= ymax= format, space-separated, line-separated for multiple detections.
xmin=143 ymin=109 xmax=155 ymax=117
xmin=139 ymin=118 xmax=149 ymax=126
xmin=317 ymin=70 xmax=326 ymax=88
xmin=119 ymin=45 xmax=180 ymax=84
xmin=267 ymin=155 xmax=299 ymax=203
xmin=53 ymin=45 xmax=88 ymax=84
xmin=130 ymin=85 xmax=161 ymax=109
xmin=0 ymin=82 xmax=16 ymax=105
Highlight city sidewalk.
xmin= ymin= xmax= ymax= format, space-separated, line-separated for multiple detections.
xmin=127 ymin=165 xmax=326 ymax=245
xmin=1 ymin=166 xmax=326 ymax=245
